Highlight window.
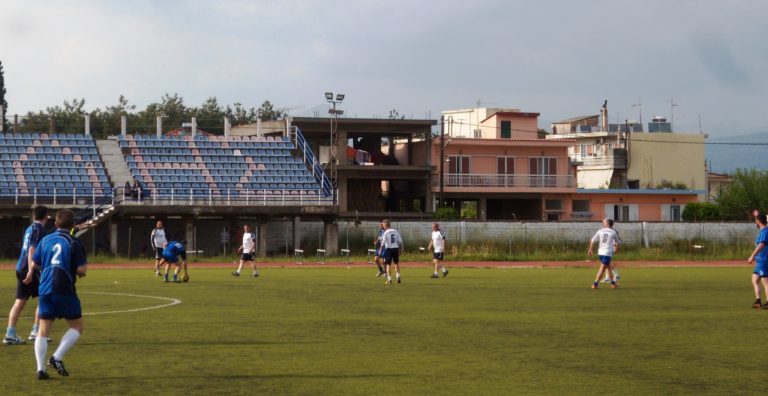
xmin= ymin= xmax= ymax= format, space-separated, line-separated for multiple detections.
xmin=545 ymin=199 xmax=563 ymax=211
xmin=496 ymin=157 xmax=515 ymax=174
xmin=530 ymin=157 xmax=557 ymax=175
xmin=572 ymin=200 xmax=590 ymax=213
xmin=670 ymin=205 xmax=681 ymax=222
xmin=605 ymin=204 xmax=638 ymax=221
xmin=500 ymin=121 xmax=511 ymax=139
xmin=448 ymin=156 xmax=470 ymax=174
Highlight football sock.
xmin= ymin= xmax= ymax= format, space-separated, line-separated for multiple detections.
xmin=434 ymin=272 xmax=439 ymax=276
xmin=442 ymin=267 xmax=447 ymax=273
xmin=31 ymin=324 xmax=39 ymax=335
xmin=6 ymin=326 xmax=16 ymax=337
xmin=53 ymin=329 xmax=80 ymax=361
xmin=396 ymin=272 xmax=400 ymax=279
xmin=34 ymin=335 xmax=47 ymax=371
xmin=387 ymin=275 xmax=392 ymax=281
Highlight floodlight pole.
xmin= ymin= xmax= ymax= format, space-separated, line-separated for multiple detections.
xmin=325 ymin=92 xmax=344 ymax=206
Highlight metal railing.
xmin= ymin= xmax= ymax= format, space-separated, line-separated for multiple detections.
xmin=433 ymin=173 xmax=576 ymax=188
xmin=0 ymin=188 xmax=113 ymax=206
xmin=290 ymin=127 xmax=333 ymax=196
xmin=572 ymin=154 xmax=627 ymax=168
xmin=116 ymin=187 xmax=334 ymax=206
xmin=0 ymin=187 xmax=334 ymax=206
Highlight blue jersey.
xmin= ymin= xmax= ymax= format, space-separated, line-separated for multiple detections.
xmin=17 ymin=222 xmax=45 ymax=272
xmin=33 ymin=229 xmax=87 ymax=296
xmin=375 ymin=230 xmax=384 ymax=248
xmin=756 ymin=228 xmax=768 ymax=262
xmin=163 ymin=241 xmax=185 ymax=259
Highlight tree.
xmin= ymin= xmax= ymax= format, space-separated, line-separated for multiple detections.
xmin=0 ymin=60 xmax=7 ymax=131
xmin=257 ymin=100 xmax=285 ymax=121
xmin=716 ymin=169 xmax=768 ymax=220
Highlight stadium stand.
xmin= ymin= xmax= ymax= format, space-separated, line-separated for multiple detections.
xmin=0 ymin=132 xmax=112 ymax=199
xmin=118 ymin=132 xmax=331 ymax=201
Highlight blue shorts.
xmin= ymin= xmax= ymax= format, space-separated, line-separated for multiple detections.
xmin=598 ymin=255 xmax=612 ymax=266
xmin=163 ymin=251 xmax=186 ymax=263
xmin=754 ymin=260 xmax=768 ymax=278
xmin=39 ymin=293 xmax=82 ymax=320
xmin=433 ymin=252 xmax=444 ymax=260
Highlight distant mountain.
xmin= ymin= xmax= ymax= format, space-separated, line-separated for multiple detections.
xmin=706 ymin=131 xmax=768 ymax=173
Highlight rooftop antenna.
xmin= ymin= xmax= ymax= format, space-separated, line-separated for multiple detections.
xmin=668 ymin=98 xmax=678 ymax=132
xmin=632 ymin=97 xmax=642 ymax=127
xmin=698 ymin=113 xmax=703 ymax=135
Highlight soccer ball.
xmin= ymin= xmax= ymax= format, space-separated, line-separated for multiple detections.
xmin=182 ymin=273 xmax=189 ymax=283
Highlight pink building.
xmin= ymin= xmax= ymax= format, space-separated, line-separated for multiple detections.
xmin=435 ymin=107 xmax=701 ymax=221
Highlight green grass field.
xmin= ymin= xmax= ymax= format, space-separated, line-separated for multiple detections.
xmin=0 ymin=266 xmax=762 ymax=395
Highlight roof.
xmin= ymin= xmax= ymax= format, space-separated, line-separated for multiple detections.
xmin=552 ymin=115 xmax=599 ymax=124
xmin=578 ymin=188 xmax=705 ymax=195
xmin=480 ymin=111 xmax=540 ymax=123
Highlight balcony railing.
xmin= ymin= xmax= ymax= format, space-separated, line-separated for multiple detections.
xmin=434 ymin=173 xmax=576 ymax=188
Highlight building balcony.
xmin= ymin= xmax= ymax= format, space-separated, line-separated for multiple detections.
xmin=433 ymin=173 xmax=576 ymax=190
xmin=571 ymin=149 xmax=627 ymax=169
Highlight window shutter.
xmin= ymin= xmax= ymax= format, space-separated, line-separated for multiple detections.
xmin=660 ymin=205 xmax=670 ymax=221
xmin=629 ymin=205 xmax=639 ymax=221
xmin=604 ymin=204 xmax=614 ymax=219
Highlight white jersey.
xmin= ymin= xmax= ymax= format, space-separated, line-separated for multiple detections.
xmin=591 ymin=227 xmax=621 ymax=256
xmin=151 ymin=228 xmax=167 ymax=249
xmin=431 ymin=230 xmax=446 ymax=253
xmin=242 ymin=232 xmax=256 ymax=254
xmin=382 ymin=228 xmax=403 ymax=249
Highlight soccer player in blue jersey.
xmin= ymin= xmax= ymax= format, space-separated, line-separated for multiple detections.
xmin=748 ymin=214 xmax=768 ymax=308
xmin=159 ymin=240 xmax=189 ymax=283
xmin=4 ymin=206 xmax=48 ymax=345
xmin=25 ymin=209 xmax=87 ymax=380
xmin=373 ymin=223 xmax=385 ymax=277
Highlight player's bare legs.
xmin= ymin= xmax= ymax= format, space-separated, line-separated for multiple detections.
xmin=385 ymin=264 xmax=391 ymax=284
xmin=249 ymin=260 xmax=259 ymax=277
xmin=394 ymin=263 xmax=401 ymax=283
xmin=235 ymin=259 xmax=245 ymax=274
xmin=752 ymin=274 xmax=762 ymax=300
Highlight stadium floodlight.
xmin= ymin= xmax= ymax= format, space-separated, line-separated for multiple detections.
xmin=325 ymin=92 xmax=334 ymax=100
xmin=336 ymin=94 xmax=345 ymax=102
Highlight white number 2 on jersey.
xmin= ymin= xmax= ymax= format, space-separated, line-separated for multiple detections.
xmin=51 ymin=243 xmax=62 ymax=266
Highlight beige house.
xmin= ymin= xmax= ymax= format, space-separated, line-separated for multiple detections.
xmin=441 ymin=108 xmax=539 ymax=139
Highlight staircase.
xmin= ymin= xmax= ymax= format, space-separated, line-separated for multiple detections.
xmin=97 ymin=138 xmax=133 ymax=186
xmin=74 ymin=195 xmax=118 ymax=238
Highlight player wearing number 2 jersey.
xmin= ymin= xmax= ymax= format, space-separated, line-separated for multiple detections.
xmin=588 ymin=218 xmax=621 ymax=289
xmin=27 ymin=209 xmax=87 ymax=380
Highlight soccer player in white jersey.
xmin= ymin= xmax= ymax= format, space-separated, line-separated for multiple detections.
xmin=381 ymin=219 xmax=404 ymax=285
xmin=232 ymin=224 xmax=259 ymax=278
xmin=587 ymin=218 xmax=621 ymax=289
xmin=150 ymin=220 xmax=167 ymax=276
xmin=427 ymin=223 xmax=449 ymax=279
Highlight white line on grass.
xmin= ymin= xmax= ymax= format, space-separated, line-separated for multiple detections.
xmin=78 ymin=291 xmax=182 ymax=316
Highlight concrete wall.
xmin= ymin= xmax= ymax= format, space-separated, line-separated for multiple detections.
xmin=627 ymin=133 xmax=706 ymax=190
xmin=0 ymin=218 xmax=757 ymax=259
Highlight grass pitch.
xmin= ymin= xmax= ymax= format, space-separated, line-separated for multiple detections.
xmin=0 ymin=265 xmax=762 ymax=395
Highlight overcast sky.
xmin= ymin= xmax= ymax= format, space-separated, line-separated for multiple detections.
xmin=1 ymin=0 xmax=766 ymax=136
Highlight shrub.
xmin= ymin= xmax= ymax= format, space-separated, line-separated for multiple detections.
xmin=434 ymin=206 xmax=459 ymax=220
xmin=682 ymin=202 xmax=722 ymax=221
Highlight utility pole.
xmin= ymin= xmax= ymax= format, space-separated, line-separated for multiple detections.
xmin=325 ymin=92 xmax=345 ymax=206
xmin=632 ymin=97 xmax=642 ymax=130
